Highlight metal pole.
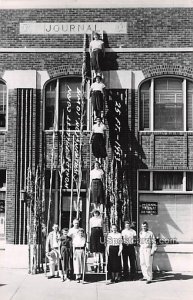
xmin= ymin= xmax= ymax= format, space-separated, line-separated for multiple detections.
xmin=19 ymin=89 xmax=24 ymax=244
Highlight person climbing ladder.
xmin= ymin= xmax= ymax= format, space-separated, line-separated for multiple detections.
xmin=89 ymin=117 xmax=107 ymax=163
xmin=90 ymin=73 xmax=106 ymax=120
xmin=89 ymin=32 xmax=105 ymax=75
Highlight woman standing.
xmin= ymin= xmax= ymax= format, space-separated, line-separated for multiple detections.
xmin=90 ymin=210 xmax=105 ymax=272
xmin=90 ymin=74 xmax=105 ymax=120
xmin=90 ymin=117 xmax=107 ymax=161
xmin=107 ymin=224 xmax=123 ymax=283
xmin=73 ymin=228 xmax=86 ymax=283
xmin=89 ymin=32 xmax=105 ymax=74
xmin=59 ymin=228 xmax=73 ymax=282
xmin=90 ymin=161 xmax=104 ymax=210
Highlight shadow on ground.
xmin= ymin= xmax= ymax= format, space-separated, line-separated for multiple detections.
xmin=153 ymin=272 xmax=193 ymax=282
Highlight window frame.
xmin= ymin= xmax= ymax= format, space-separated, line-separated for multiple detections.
xmin=138 ymin=170 xmax=193 ymax=194
xmin=44 ymin=76 xmax=90 ymax=132
xmin=139 ymin=76 xmax=193 ymax=132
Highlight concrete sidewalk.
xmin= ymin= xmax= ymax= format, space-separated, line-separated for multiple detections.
xmin=0 ymin=267 xmax=193 ymax=300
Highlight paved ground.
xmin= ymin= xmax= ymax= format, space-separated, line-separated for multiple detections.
xmin=0 ymin=266 xmax=193 ymax=300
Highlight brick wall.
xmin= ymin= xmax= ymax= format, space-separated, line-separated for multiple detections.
xmin=0 ymin=8 xmax=192 ymax=48
xmin=0 ymin=7 xmax=193 ymax=242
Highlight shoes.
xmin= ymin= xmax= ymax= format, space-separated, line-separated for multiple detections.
xmin=94 ymin=266 xmax=98 ymax=273
xmin=139 ymin=277 xmax=146 ymax=281
xmin=110 ymin=279 xmax=115 ymax=283
xmin=47 ymin=275 xmax=54 ymax=279
xmin=114 ymin=278 xmax=119 ymax=283
xmin=146 ymin=280 xmax=151 ymax=284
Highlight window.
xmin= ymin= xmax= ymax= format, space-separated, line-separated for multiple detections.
xmin=139 ymin=171 xmax=150 ymax=190
xmin=140 ymin=77 xmax=193 ymax=131
xmin=0 ymin=170 xmax=6 ymax=189
xmin=0 ymin=81 xmax=7 ymax=129
xmin=45 ymin=77 xmax=87 ymax=130
xmin=138 ymin=171 xmax=191 ymax=192
xmin=153 ymin=172 xmax=183 ymax=191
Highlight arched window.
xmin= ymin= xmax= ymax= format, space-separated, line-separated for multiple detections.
xmin=0 ymin=81 xmax=7 ymax=129
xmin=44 ymin=76 xmax=87 ymax=130
xmin=140 ymin=77 xmax=193 ymax=131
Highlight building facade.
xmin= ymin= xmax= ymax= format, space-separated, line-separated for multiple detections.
xmin=0 ymin=5 xmax=193 ymax=270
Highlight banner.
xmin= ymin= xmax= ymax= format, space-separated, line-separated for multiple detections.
xmin=63 ymin=85 xmax=72 ymax=189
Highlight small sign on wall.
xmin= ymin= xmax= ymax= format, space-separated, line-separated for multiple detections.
xmin=139 ymin=202 xmax=158 ymax=215
xmin=20 ymin=22 xmax=127 ymax=35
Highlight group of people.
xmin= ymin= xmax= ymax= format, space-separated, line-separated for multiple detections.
xmin=46 ymin=218 xmax=157 ymax=284
xmin=46 ymin=220 xmax=86 ymax=283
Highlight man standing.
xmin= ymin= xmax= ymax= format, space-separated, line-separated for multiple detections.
xmin=46 ymin=224 xmax=61 ymax=279
xmin=139 ymin=221 xmax=157 ymax=284
xmin=68 ymin=219 xmax=80 ymax=242
xmin=121 ymin=221 xmax=137 ymax=280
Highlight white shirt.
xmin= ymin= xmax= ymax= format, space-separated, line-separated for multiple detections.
xmin=90 ymin=39 xmax=104 ymax=51
xmin=92 ymin=123 xmax=106 ymax=134
xmin=121 ymin=228 xmax=136 ymax=245
xmin=90 ymin=216 xmax=103 ymax=228
xmin=53 ymin=231 xmax=59 ymax=248
xmin=107 ymin=232 xmax=122 ymax=246
xmin=91 ymin=82 xmax=105 ymax=92
xmin=139 ymin=230 xmax=157 ymax=252
xmin=90 ymin=168 xmax=104 ymax=181
xmin=68 ymin=227 xmax=79 ymax=241
xmin=73 ymin=236 xmax=86 ymax=247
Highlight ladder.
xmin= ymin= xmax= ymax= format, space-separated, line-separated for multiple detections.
xmin=82 ymin=31 xmax=110 ymax=284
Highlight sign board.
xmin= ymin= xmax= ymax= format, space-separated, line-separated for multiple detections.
xmin=139 ymin=202 xmax=158 ymax=215
xmin=20 ymin=22 xmax=127 ymax=35
xmin=0 ymin=200 xmax=5 ymax=213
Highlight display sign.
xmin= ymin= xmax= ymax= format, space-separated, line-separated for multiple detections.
xmin=0 ymin=200 xmax=5 ymax=213
xmin=20 ymin=22 xmax=127 ymax=35
xmin=140 ymin=202 xmax=158 ymax=215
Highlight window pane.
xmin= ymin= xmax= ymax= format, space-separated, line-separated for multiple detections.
xmin=45 ymin=80 xmax=56 ymax=130
xmin=187 ymin=80 xmax=193 ymax=131
xmin=139 ymin=171 xmax=150 ymax=190
xmin=153 ymin=172 xmax=183 ymax=190
xmin=0 ymin=170 xmax=6 ymax=188
xmin=154 ymin=78 xmax=183 ymax=130
xmin=186 ymin=172 xmax=193 ymax=191
xmin=0 ymin=83 xmax=7 ymax=128
xmin=140 ymin=81 xmax=150 ymax=130
xmin=59 ymin=77 xmax=86 ymax=130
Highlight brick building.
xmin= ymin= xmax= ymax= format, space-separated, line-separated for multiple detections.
xmin=0 ymin=1 xmax=193 ymax=270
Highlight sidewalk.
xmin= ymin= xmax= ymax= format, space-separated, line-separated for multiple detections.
xmin=0 ymin=267 xmax=193 ymax=300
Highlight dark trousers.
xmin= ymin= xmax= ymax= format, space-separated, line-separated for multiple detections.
xmin=122 ymin=244 xmax=136 ymax=278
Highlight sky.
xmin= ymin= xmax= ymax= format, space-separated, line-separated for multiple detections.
xmin=0 ymin=0 xmax=193 ymax=9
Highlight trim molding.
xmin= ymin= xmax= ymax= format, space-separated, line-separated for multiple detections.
xmin=0 ymin=47 xmax=192 ymax=53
